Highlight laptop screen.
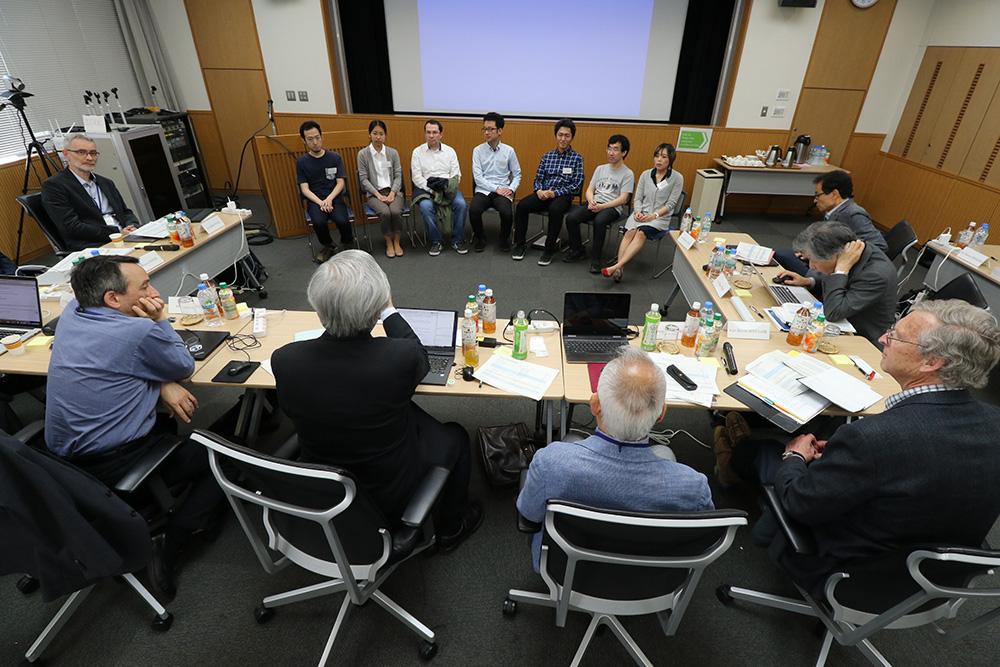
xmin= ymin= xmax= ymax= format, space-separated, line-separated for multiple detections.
xmin=396 ymin=308 xmax=458 ymax=349
xmin=562 ymin=292 xmax=631 ymax=337
xmin=0 ymin=275 xmax=43 ymax=328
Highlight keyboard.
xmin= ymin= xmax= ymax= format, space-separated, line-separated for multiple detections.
xmin=768 ymin=285 xmax=799 ymax=305
xmin=564 ymin=339 xmax=628 ymax=355
xmin=0 ymin=328 xmax=28 ymax=339
xmin=428 ymin=356 xmax=452 ymax=375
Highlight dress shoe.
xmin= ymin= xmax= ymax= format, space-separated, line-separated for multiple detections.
xmin=713 ymin=426 xmax=741 ymax=488
xmin=438 ymin=502 xmax=484 ymax=553
xmin=589 ymin=258 xmax=603 ymax=274
xmin=726 ymin=411 xmax=752 ymax=446
xmin=148 ymin=533 xmax=177 ymax=601
xmin=316 ymin=244 xmax=338 ymax=263
xmin=563 ymin=248 xmax=587 ymax=263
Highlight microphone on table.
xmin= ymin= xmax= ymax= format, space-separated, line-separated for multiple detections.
xmin=142 ymin=244 xmax=180 ymax=251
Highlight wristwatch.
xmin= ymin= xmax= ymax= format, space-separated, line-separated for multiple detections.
xmin=782 ymin=450 xmax=806 ymax=462
xmin=833 ymin=270 xmax=848 ymax=276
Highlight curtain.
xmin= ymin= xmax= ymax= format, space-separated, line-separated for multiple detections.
xmin=114 ymin=0 xmax=180 ymax=111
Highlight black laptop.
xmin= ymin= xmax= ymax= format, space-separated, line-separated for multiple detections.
xmin=396 ymin=308 xmax=458 ymax=385
xmin=0 ymin=275 xmax=44 ymax=345
xmin=562 ymin=292 xmax=631 ymax=363
xmin=178 ymin=330 xmax=230 ymax=361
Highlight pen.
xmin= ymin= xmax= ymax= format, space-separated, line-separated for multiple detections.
xmin=748 ymin=305 xmax=764 ymax=319
xmin=851 ymin=358 xmax=875 ymax=381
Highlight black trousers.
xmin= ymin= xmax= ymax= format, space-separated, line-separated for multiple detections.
xmin=565 ymin=206 xmax=621 ymax=257
xmin=468 ymin=191 xmax=514 ymax=241
xmin=513 ymin=192 xmax=573 ymax=249
xmin=306 ymin=198 xmax=352 ymax=246
xmin=413 ymin=404 xmax=471 ymax=535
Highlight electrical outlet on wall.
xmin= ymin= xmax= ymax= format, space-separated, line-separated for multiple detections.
xmin=285 ymin=90 xmax=296 ymax=102
xmin=298 ymin=91 xmax=309 ymax=102
xmin=772 ymin=106 xmax=786 ymax=118
xmin=776 ymin=89 xmax=790 ymax=101
xmin=760 ymin=106 xmax=768 ymax=117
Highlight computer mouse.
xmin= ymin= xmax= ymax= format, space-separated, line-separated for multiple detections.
xmin=772 ymin=274 xmax=794 ymax=284
xmin=228 ymin=361 xmax=252 ymax=376
xmin=462 ymin=366 xmax=476 ymax=381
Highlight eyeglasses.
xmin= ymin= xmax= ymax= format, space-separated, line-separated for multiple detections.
xmin=607 ymin=147 xmax=622 ymax=153
xmin=884 ymin=322 xmax=923 ymax=347
xmin=482 ymin=126 xmax=497 ymax=133
xmin=66 ymin=149 xmax=99 ymax=158
xmin=813 ymin=191 xmax=825 ymax=200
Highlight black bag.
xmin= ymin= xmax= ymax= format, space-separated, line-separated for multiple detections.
xmin=478 ymin=422 xmax=537 ymax=489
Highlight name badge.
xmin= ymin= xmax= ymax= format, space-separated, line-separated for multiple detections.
xmin=657 ymin=179 xmax=670 ymax=190
xmin=103 ymin=214 xmax=117 ymax=228
xmin=325 ymin=167 xmax=337 ymax=180
xmin=562 ymin=167 xmax=573 ymax=174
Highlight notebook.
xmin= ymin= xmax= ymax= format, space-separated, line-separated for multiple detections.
xmin=396 ymin=308 xmax=458 ymax=385
xmin=562 ymin=292 xmax=631 ymax=363
xmin=0 ymin=275 xmax=43 ymax=342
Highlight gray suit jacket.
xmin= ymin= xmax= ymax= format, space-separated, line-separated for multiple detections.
xmin=828 ymin=198 xmax=887 ymax=252
xmin=814 ymin=243 xmax=896 ymax=346
xmin=772 ymin=390 xmax=1000 ymax=598
xmin=357 ymin=145 xmax=403 ymax=197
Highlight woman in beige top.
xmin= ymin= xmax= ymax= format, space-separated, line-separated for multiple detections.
xmin=603 ymin=143 xmax=683 ymax=282
xmin=358 ymin=120 xmax=405 ymax=257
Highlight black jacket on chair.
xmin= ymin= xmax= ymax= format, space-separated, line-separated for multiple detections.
xmin=41 ymin=168 xmax=141 ymax=251
xmin=271 ymin=313 xmax=432 ymax=522
xmin=0 ymin=433 xmax=150 ymax=602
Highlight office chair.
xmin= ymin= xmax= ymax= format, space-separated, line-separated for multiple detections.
xmin=529 ymin=189 xmax=583 ymax=252
xmin=505 ymin=500 xmax=746 ymax=667
xmin=16 ymin=193 xmax=72 ymax=257
xmin=883 ymin=219 xmax=918 ymax=278
xmin=927 ymin=273 xmax=989 ymax=309
xmin=1 ymin=426 xmax=173 ymax=663
xmin=613 ymin=189 xmax=687 ymax=279
xmin=718 ymin=485 xmax=1000 ymax=667
xmin=362 ymin=175 xmax=420 ymax=248
xmin=191 ymin=429 xmax=451 ymax=664
xmin=303 ymin=194 xmax=361 ymax=263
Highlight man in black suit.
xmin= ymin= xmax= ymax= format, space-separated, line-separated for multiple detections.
xmin=717 ymin=299 xmax=1000 ymax=598
xmin=41 ymin=132 xmax=140 ymax=251
xmin=271 ymin=250 xmax=482 ymax=551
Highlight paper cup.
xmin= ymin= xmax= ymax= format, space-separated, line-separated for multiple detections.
xmin=2 ymin=334 xmax=24 ymax=355
xmin=110 ymin=232 xmax=124 ymax=247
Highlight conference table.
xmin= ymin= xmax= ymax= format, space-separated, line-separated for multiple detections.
xmin=711 ymin=158 xmax=842 ymax=219
xmin=923 ymin=239 xmax=1000 ymax=312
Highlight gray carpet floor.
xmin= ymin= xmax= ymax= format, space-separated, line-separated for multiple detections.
xmin=3 ymin=197 xmax=999 ymax=666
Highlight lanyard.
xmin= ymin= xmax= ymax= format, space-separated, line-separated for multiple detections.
xmin=593 ymin=430 xmax=651 ymax=450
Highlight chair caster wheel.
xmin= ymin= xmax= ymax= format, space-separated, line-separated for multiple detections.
xmin=254 ymin=605 xmax=275 ymax=624
xmin=17 ymin=576 xmax=39 ymax=594
xmin=716 ymin=585 xmax=734 ymax=605
xmin=502 ymin=598 xmax=517 ymax=617
xmin=258 ymin=290 xmax=268 ymax=299
xmin=151 ymin=613 xmax=173 ymax=631
xmin=418 ymin=640 xmax=438 ymax=660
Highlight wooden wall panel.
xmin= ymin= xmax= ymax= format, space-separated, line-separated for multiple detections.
xmin=889 ymin=47 xmax=964 ymax=160
xmin=0 ymin=157 xmax=57 ymax=262
xmin=937 ymin=180 xmax=1000 ymax=237
xmin=188 ymin=110 xmax=232 ymax=192
xmin=803 ymin=0 xmax=897 ymax=91
xmin=789 ymin=88 xmax=866 ymax=168
xmin=185 ymin=0 xmax=263 ymax=70
xmin=841 ymin=133 xmax=887 ymax=207
xmin=865 ymin=156 xmax=953 ymax=242
xmin=959 ymin=77 xmax=1000 ymax=188
xmin=204 ymin=69 xmax=271 ymax=192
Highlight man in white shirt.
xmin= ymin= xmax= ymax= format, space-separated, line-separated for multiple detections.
xmin=410 ymin=120 xmax=468 ymax=256
xmin=469 ymin=112 xmax=521 ymax=252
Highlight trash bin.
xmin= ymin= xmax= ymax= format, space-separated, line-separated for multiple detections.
xmin=691 ymin=169 xmax=724 ymax=219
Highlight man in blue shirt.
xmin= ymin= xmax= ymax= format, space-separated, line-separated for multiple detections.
xmin=512 ymin=118 xmax=584 ymax=264
xmin=469 ymin=112 xmax=521 ymax=252
xmin=46 ymin=255 xmax=224 ymax=599
xmin=297 ymin=121 xmax=353 ymax=263
xmin=517 ymin=346 xmax=714 ymax=571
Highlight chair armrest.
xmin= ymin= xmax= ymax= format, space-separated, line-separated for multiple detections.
xmin=271 ymin=434 xmax=300 ymax=460
xmin=15 ymin=265 xmax=50 ymax=277
xmin=400 ymin=465 xmax=449 ymax=528
xmin=13 ymin=420 xmax=45 ymax=446
xmin=114 ymin=435 xmax=185 ymax=494
xmin=762 ymin=484 xmax=817 ymax=555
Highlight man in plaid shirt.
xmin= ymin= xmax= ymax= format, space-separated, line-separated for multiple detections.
xmin=511 ymin=119 xmax=584 ymax=264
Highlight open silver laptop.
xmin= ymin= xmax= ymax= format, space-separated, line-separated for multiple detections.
xmin=747 ymin=262 xmax=815 ymax=305
xmin=0 ymin=275 xmax=43 ymax=346
xmin=396 ymin=307 xmax=458 ymax=385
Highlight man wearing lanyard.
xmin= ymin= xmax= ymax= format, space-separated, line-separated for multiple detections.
xmin=41 ymin=133 xmax=140 ymax=251
xmin=516 ymin=346 xmax=714 ymax=571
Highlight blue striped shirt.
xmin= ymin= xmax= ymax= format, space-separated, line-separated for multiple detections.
xmin=533 ymin=147 xmax=584 ymax=196
xmin=472 ymin=141 xmax=521 ymax=195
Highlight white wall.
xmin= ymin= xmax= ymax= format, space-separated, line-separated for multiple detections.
xmin=251 ymin=0 xmax=337 ymax=114
xmin=923 ymin=0 xmax=1000 ymax=47
xmin=148 ymin=0 xmax=210 ymax=110
xmin=725 ymin=0 xmax=824 ymax=129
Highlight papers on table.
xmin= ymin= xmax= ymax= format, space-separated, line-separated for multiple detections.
xmin=650 ymin=353 xmax=720 ymax=408
xmin=737 ymin=374 xmax=830 ymax=424
xmin=735 ymin=242 xmax=775 ymax=265
xmin=799 ymin=369 xmax=883 ymax=413
xmin=129 ymin=218 xmax=169 ymax=240
xmin=473 ymin=354 xmax=559 ymax=401
xmin=50 ymin=247 xmax=133 ymax=273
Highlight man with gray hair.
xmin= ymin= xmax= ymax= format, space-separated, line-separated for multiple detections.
xmin=776 ymin=220 xmax=896 ymax=346
xmin=42 ymin=132 xmax=140 ymax=251
xmin=517 ymin=346 xmax=713 ymax=571
xmin=718 ymin=299 xmax=1000 ymax=598
xmin=271 ymin=250 xmax=482 ymax=551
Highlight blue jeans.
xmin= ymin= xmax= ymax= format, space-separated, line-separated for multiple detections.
xmin=416 ymin=190 xmax=467 ymax=244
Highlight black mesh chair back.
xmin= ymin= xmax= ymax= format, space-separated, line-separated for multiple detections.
xmin=16 ymin=193 xmax=71 ymax=256
xmin=884 ymin=219 xmax=917 ymax=262
xmin=928 ymin=272 xmax=989 ymax=309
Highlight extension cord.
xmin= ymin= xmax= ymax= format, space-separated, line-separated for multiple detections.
xmin=528 ymin=321 xmax=558 ymax=333
xmin=253 ymin=307 xmax=267 ymax=338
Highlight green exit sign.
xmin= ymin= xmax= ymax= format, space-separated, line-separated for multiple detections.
xmin=677 ymin=127 xmax=712 ymax=153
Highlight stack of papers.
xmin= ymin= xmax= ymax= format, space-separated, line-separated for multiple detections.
xmin=735 ymin=242 xmax=775 ymax=265
xmin=650 ymin=353 xmax=720 ymax=408
xmin=473 ymin=354 xmax=559 ymax=401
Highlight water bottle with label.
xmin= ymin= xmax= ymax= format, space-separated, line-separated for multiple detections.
xmin=972 ymin=223 xmax=990 ymax=249
xmin=957 ymin=222 xmax=976 ymax=249
xmin=723 ymin=248 xmax=737 ymax=279
xmin=698 ymin=212 xmax=713 ymax=243
xmin=482 ymin=289 xmax=496 ymax=334
xmin=476 ymin=284 xmax=487 ymax=331
xmin=681 ymin=301 xmax=701 ymax=348
xmin=785 ymin=301 xmax=812 ymax=347
xmin=680 ymin=207 xmax=693 ymax=234
xmin=690 ymin=216 xmax=702 ymax=240
xmin=708 ymin=244 xmax=724 ymax=280
xmin=198 ymin=283 xmax=222 ymax=327
xmin=700 ymin=301 xmax=714 ymax=327
xmin=801 ymin=315 xmax=826 ymax=353
xmin=641 ymin=303 xmax=660 ymax=351
xmin=512 ymin=311 xmax=529 ymax=360
xmin=461 ymin=304 xmax=479 ymax=366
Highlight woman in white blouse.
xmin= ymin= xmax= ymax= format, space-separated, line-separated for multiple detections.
xmin=357 ymin=120 xmax=405 ymax=257
xmin=603 ymin=143 xmax=683 ymax=282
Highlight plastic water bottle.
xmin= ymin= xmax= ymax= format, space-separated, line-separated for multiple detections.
xmin=178 ymin=218 xmax=194 ymax=248
xmin=957 ymin=222 xmax=976 ymax=249
xmin=200 ymin=273 xmax=223 ymax=318
xmin=695 ymin=313 xmax=723 ymax=357
xmin=690 ymin=216 xmax=702 ymax=239
xmin=476 ymin=284 xmax=487 ymax=331
xmin=701 ymin=301 xmax=714 ymax=327
xmin=681 ymin=301 xmax=701 ymax=348
xmin=198 ymin=283 xmax=222 ymax=327
xmin=680 ymin=207 xmax=693 ymax=234
xmin=785 ymin=302 xmax=812 ymax=347
xmin=462 ymin=304 xmax=479 ymax=366
xmin=166 ymin=214 xmax=180 ymax=244
xmin=641 ymin=303 xmax=661 ymax=351
xmin=972 ymin=223 xmax=990 ymax=249
xmin=801 ymin=315 xmax=826 ymax=353
xmin=512 ymin=310 xmax=529 ymax=360
xmin=708 ymin=244 xmax=724 ymax=280
xmin=698 ymin=212 xmax=712 ymax=244
xmin=482 ymin=289 xmax=496 ymax=334
xmin=218 ymin=282 xmax=238 ymax=320
xmin=466 ymin=295 xmax=478 ymax=330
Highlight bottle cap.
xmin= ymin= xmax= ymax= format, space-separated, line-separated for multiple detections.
xmin=813 ymin=301 xmax=822 ymax=309
xmin=485 ymin=288 xmax=493 ymax=296
xmin=817 ymin=315 xmax=826 ymax=322
xmin=802 ymin=301 xmax=812 ymax=308
xmin=704 ymin=301 xmax=713 ymax=309
xmin=478 ymin=284 xmax=486 ymax=291
xmin=650 ymin=303 xmax=659 ymax=311
xmin=516 ymin=310 xmax=526 ymax=319
xmin=200 ymin=273 xmax=209 ymax=280
xmin=197 ymin=283 xmax=207 ymax=290
xmin=90 ymin=250 xmax=100 ymax=255
xmin=219 ymin=282 xmax=228 ymax=289
xmin=692 ymin=301 xmax=701 ymax=309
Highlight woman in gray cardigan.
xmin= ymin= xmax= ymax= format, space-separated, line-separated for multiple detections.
xmin=357 ymin=120 xmax=405 ymax=257
xmin=603 ymin=143 xmax=683 ymax=282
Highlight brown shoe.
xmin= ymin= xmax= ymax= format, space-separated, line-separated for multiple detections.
xmin=316 ymin=244 xmax=338 ymax=263
xmin=713 ymin=426 xmax=741 ymax=488
xmin=725 ymin=411 xmax=752 ymax=446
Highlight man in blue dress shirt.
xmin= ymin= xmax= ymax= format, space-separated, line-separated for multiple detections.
xmin=469 ymin=112 xmax=521 ymax=252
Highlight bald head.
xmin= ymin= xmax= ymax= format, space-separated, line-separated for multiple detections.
xmin=594 ymin=347 xmax=667 ymax=441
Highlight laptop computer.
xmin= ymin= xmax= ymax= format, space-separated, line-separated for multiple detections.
xmin=746 ymin=261 xmax=815 ymax=305
xmin=562 ymin=292 xmax=631 ymax=363
xmin=0 ymin=275 xmax=44 ymax=348
xmin=396 ymin=308 xmax=458 ymax=385
xmin=178 ymin=329 xmax=230 ymax=361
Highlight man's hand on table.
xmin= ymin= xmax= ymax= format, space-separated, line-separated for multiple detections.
xmin=776 ymin=270 xmax=811 ymax=287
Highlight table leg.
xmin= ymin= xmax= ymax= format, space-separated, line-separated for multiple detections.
xmin=560 ymin=400 xmax=568 ymax=440
xmin=234 ymin=388 xmax=268 ymax=448
xmin=546 ymin=400 xmax=553 ymax=444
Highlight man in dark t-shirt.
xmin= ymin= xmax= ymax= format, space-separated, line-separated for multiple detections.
xmin=296 ymin=121 xmax=353 ymax=262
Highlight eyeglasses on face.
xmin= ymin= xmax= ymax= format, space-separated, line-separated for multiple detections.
xmin=884 ymin=322 xmax=923 ymax=347
xmin=66 ymin=149 xmax=99 ymax=158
